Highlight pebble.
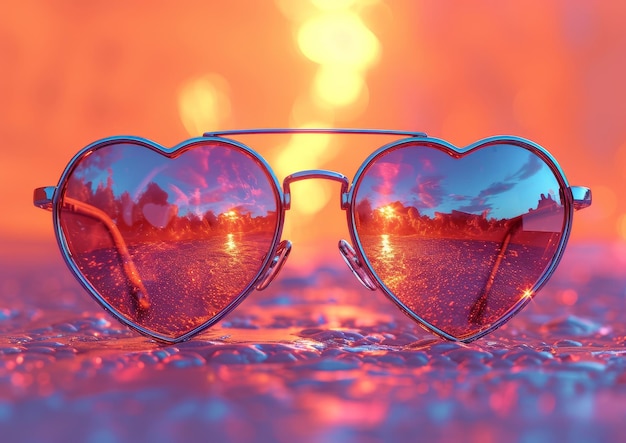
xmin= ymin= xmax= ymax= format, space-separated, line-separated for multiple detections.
xmin=541 ymin=316 xmax=602 ymax=336
xmin=446 ymin=348 xmax=493 ymax=364
xmin=0 ymin=347 xmax=23 ymax=356
xmin=210 ymin=346 xmax=268 ymax=364
xmin=503 ymin=349 xmax=554 ymax=366
xmin=0 ymin=309 xmax=18 ymax=321
xmin=163 ymin=352 xmax=206 ymax=368
xmin=300 ymin=357 xmax=361 ymax=371
xmin=554 ymin=339 xmax=583 ymax=348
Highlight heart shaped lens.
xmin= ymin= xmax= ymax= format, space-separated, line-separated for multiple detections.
xmin=57 ymin=140 xmax=280 ymax=340
xmin=352 ymin=140 xmax=568 ymax=340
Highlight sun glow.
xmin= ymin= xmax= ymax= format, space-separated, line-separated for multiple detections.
xmin=381 ymin=234 xmax=393 ymax=256
xmin=226 ymin=233 xmax=236 ymax=251
xmin=378 ymin=205 xmax=396 ymax=219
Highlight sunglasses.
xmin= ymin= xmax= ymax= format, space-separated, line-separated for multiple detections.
xmin=34 ymin=128 xmax=592 ymax=343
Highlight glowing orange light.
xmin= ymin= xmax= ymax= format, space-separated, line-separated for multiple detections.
xmin=275 ymin=126 xmax=333 ymax=176
xmin=618 ymin=214 xmax=626 ymax=241
xmin=296 ymin=4 xmax=380 ymax=109
xmin=378 ymin=205 xmax=396 ymax=219
xmin=522 ymin=289 xmax=533 ymax=299
xmin=560 ymin=289 xmax=578 ymax=306
xmin=311 ymin=0 xmax=359 ymax=11
xmin=297 ymin=11 xmax=379 ymax=68
xmin=178 ymin=74 xmax=231 ymax=136
xmin=313 ymin=65 xmax=365 ymax=107
xmin=226 ymin=233 xmax=236 ymax=251
xmin=288 ymin=180 xmax=333 ymax=216
xmin=587 ymin=185 xmax=616 ymax=221
xmin=381 ymin=234 xmax=393 ymax=256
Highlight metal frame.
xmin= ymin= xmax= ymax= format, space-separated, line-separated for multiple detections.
xmin=34 ymin=129 xmax=592 ymax=343
xmin=344 ymin=134 xmax=588 ymax=342
xmin=35 ymin=135 xmax=286 ymax=343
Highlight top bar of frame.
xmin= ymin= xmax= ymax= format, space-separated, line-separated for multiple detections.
xmin=203 ymin=128 xmax=429 ymax=138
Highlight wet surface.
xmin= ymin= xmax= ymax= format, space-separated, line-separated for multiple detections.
xmin=1 ymin=244 xmax=626 ymax=443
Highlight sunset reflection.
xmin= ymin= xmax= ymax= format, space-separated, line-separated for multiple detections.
xmin=378 ymin=205 xmax=396 ymax=219
xmin=58 ymin=140 xmax=280 ymax=339
xmin=380 ymin=234 xmax=393 ymax=257
xmin=354 ymin=141 xmax=566 ymax=339
xmin=226 ymin=233 xmax=236 ymax=251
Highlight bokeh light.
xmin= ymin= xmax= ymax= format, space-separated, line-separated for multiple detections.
xmin=178 ymin=74 xmax=231 ymax=136
xmin=297 ymin=10 xmax=379 ymax=67
xmin=297 ymin=5 xmax=379 ymax=110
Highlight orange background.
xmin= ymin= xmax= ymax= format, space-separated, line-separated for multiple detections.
xmin=1 ymin=1 xmax=624 ymax=265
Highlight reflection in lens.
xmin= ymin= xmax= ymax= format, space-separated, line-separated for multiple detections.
xmin=59 ymin=141 xmax=279 ymax=339
xmin=380 ymin=234 xmax=393 ymax=257
xmin=353 ymin=141 xmax=565 ymax=340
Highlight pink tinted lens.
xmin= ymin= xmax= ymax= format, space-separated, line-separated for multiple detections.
xmin=58 ymin=141 xmax=279 ymax=339
xmin=353 ymin=141 xmax=566 ymax=339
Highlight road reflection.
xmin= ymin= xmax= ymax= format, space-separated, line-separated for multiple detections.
xmin=70 ymin=234 xmax=273 ymax=337
xmin=360 ymin=235 xmax=559 ymax=338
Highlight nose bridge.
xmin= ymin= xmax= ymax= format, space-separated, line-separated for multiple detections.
xmin=283 ymin=170 xmax=350 ymax=210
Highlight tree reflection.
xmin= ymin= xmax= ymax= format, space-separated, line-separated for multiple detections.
xmin=358 ymin=193 xmax=562 ymax=246
xmin=64 ymin=178 xmax=277 ymax=250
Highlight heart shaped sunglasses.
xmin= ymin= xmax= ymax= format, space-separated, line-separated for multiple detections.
xmin=34 ymin=129 xmax=591 ymax=343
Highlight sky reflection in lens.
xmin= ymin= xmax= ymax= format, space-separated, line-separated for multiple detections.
xmin=354 ymin=142 xmax=565 ymax=339
xmin=59 ymin=141 xmax=279 ymax=339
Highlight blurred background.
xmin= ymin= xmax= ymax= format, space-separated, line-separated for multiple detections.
xmin=1 ymin=0 xmax=625 ymax=269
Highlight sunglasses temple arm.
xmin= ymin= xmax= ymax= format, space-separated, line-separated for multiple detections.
xmin=34 ymin=188 xmax=151 ymax=313
xmin=62 ymin=197 xmax=151 ymax=312
xmin=468 ymin=186 xmax=590 ymax=325
xmin=468 ymin=221 xmax=517 ymax=325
